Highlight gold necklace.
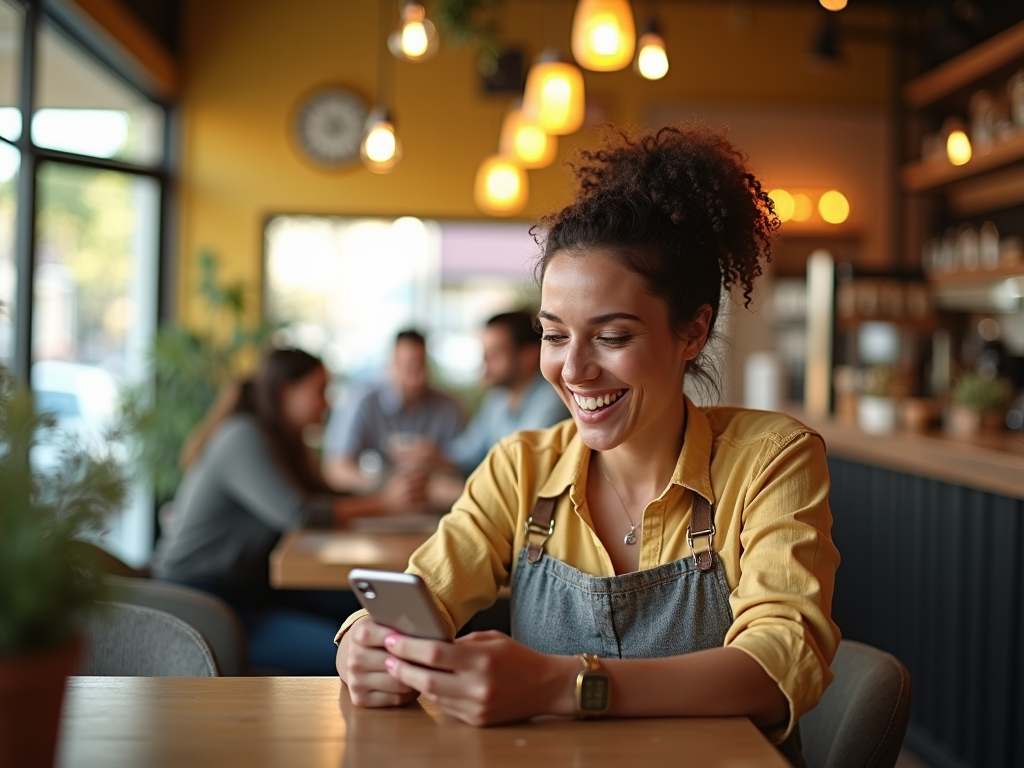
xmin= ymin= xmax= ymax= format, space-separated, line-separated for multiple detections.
xmin=600 ymin=468 xmax=639 ymax=545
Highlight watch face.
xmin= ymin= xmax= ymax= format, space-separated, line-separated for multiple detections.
xmin=577 ymin=671 xmax=610 ymax=714
xmin=295 ymin=88 xmax=368 ymax=166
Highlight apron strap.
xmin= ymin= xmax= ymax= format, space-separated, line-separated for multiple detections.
xmin=525 ymin=496 xmax=557 ymax=565
xmin=687 ymin=494 xmax=716 ymax=572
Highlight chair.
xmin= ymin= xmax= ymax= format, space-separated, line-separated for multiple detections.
xmin=801 ymin=640 xmax=913 ymax=768
xmin=104 ymin=575 xmax=247 ymax=676
xmin=77 ymin=602 xmax=219 ymax=677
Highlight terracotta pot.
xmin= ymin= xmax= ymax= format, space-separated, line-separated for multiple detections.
xmin=946 ymin=404 xmax=982 ymax=437
xmin=0 ymin=640 xmax=80 ymax=768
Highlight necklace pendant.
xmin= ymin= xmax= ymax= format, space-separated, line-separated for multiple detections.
xmin=624 ymin=525 xmax=637 ymax=545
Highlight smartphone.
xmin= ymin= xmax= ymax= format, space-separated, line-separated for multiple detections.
xmin=348 ymin=569 xmax=450 ymax=641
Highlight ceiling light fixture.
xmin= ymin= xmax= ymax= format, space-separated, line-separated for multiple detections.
xmin=635 ymin=21 xmax=668 ymax=80
xmin=389 ymin=2 xmax=439 ymax=62
xmin=571 ymin=0 xmax=636 ymax=72
xmin=475 ymin=155 xmax=528 ymax=216
xmin=522 ymin=50 xmax=586 ymax=135
xmin=499 ymin=105 xmax=558 ymax=169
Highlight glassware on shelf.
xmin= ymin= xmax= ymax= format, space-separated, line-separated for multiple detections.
xmin=979 ymin=221 xmax=1000 ymax=269
xmin=1008 ymin=68 xmax=1024 ymax=129
xmin=968 ymin=90 xmax=996 ymax=152
xmin=957 ymin=223 xmax=980 ymax=270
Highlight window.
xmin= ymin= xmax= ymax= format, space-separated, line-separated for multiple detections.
xmin=2 ymin=1 xmax=168 ymax=566
xmin=265 ymin=216 xmax=538 ymax=393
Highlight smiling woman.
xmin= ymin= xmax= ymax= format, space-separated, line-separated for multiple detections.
xmin=335 ymin=124 xmax=839 ymax=768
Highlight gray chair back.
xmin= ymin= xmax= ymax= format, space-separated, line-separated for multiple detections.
xmin=104 ymin=576 xmax=247 ymax=676
xmin=78 ymin=602 xmax=219 ymax=677
xmin=801 ymin=640 xmax=913 ymax=768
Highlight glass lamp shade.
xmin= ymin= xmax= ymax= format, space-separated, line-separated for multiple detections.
xmin=499 ymin=108 xmax=557 ymax=169
xmin=635 ymin=32 xmax=668 ymax=80
xmin=571 ymin=0 xmax=636 ymax=72
xmin=474 ymin=155 xmax=528 ymax=216
xmin=388 ymin=3 xmax=439 ymax=62
xmin=818 ymin=190 xmax=850 ymax=224
xmin=522 ymin=55 xmax=586 ymax=135
xmin=361 ymin=111 xmax=402 ymax=173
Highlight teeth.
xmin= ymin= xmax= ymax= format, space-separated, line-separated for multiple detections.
xmin=572 ymin=390 xmax=624 ymax=411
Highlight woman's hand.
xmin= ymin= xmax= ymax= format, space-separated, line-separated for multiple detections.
xmin=382 ymin=630 xmax=577 ymax=726
xmin=338 ymin=617 xmax=419 ymax=707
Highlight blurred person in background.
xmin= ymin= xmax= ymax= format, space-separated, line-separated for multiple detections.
xmin=155 ymin=347 xmax=425 ymax=675
xmin=322 ymin=329 xmax=463 ymax=495
xmin=444 ymin=311 xmax=569 ymax=476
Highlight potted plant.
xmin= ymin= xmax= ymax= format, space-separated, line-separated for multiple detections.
xmin=0 ymin=367 xmax=128 ymax=768
xmin=947 ymin=373 xmax=1014 ymax=437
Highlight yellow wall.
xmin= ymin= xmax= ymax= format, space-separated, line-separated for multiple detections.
xmin=179 ymin=0 xmax=897 ymax=322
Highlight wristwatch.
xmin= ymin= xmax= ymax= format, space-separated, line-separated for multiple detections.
xmin=575 ymin=653 xmax=610 ymax=716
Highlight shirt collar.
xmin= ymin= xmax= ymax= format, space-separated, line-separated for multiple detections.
xmin=536 ymin=395 xmax=715 ymax=505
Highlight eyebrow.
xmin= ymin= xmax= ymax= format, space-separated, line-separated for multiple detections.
xmin=538 ymin=310 xmax=643 ymax=325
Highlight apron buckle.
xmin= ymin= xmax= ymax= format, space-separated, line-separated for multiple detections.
xmin=687 ymin=523 xmax=716 ymax=572
xmin=525 ymin=515 xmax=556 ymax=565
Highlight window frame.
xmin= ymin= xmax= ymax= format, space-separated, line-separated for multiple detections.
xmin=3 ymin=0 xmax=175 ymax=383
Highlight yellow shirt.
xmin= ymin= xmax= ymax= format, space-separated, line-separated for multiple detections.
xmin=336 ymin=398 xmax=840 ymax=741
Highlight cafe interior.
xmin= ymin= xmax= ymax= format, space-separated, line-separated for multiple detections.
xmin=2 ymin=0 xmax=1024 ymax=766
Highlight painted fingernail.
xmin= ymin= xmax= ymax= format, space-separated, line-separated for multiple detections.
xmin=384 ymin=634 xmax=398 ymax=649
xmin=384 ymin=657 xmax=396 ymax=671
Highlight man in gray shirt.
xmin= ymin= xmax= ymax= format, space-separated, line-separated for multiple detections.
xmin=443 ymin=311 xmax=568 ymax=476
xmin=322 ymin=329 xmax=463 ymax=493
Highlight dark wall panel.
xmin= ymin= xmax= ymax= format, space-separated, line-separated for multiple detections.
xmin=828 ymin=457 xmax=1024 ymax=768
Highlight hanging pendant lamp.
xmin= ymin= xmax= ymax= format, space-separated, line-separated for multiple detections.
xmin=571 ymin=0 xmax=636 ymax=72
xmin=388 ymin=2 xmax=439 ymax=62
xmin=499 ymin=105 xmax=558 ymax=169
xmin=361 ymin=107 xmax=402 ymax=173
xmin=522 ymin=50 xmax=586 ymax=135
xmin=475 ymin=155 xmax=528 ymax=216
xmin=635 ymin=21 xmax=668 ymax=80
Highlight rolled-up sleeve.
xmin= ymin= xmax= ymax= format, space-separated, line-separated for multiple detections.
xmin=723 ymin=431 xmax=841 ymax=743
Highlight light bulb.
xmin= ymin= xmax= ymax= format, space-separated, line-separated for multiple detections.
xmin=571 ymin=0 xmax=636 ymax=72
xmin=635 ymin=32 xmax=668 ymax=80
xmin=818 ymin=190 xmax=850 ymax=224
xmin=500 ymin=108 xmax=557 ymax=169
xmin=389 ymin=3 xmax=438 ymax=62
xmin=947 ymin=130 xmax=972 ymax=165
xmin=792 ymin=193 xmax=813 ymax=222
xmin=475 ymin=155 xmax=528 ymax=216
xmin=364 ymin=125 xmax=396 ymax=163
xmin=361 ymin=109 xmax=401 ymax=173
xmin=819 ymin=0 xmax=848 ymax=10
xmin=768 ymin=189 xmax=795 ymax=223
xmin=522 ymin=53 xmax=586 ymax=135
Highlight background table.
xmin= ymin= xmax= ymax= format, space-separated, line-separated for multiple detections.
xmin=57 ymin=676 xmax=791 ymax=768
xmin=269 ymin=527 xmax=433 ymax=590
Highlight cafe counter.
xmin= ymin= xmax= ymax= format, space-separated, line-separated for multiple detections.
xmin=790 ymin=411 xmax=1024 ymax=768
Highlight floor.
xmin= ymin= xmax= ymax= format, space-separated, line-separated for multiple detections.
xmin=895 ymin=749 xmax=931 ymax=768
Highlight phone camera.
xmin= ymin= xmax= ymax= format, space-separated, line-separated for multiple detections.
xmin=354 ymin=580 xmax=376 ymax=599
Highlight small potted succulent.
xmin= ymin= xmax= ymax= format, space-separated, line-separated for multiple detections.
xmin=947 ymin=372 xmax=1014 ymax=437
xmin=0 ymin=366 xmax=127 ymax=768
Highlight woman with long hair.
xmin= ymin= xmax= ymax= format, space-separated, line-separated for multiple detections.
xmin=334 ymin=124 xmax=839 ymax=766
xmin=157 ymin=347 xmax=424 ymax=674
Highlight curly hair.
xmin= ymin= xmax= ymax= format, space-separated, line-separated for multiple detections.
xmin=533 ymin=122 xmax=778 ymax=390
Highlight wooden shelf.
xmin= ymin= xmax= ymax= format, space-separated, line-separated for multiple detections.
xmin=926 ymin=263 xmax=1024 ymax=285
xmin=904 ymin=19 xmax=1024 ymax=109
xmin=836 ymin=315 xmax=937 ymax=333
xmin=902 ymin=131 xmax=1024 ymax=193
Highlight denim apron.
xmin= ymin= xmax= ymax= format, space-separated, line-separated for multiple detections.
xmin=509 ymin=493 xmax=806 ymax=768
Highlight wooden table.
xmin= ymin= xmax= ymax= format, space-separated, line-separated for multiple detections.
xmin=269 ymin=526 xmax=433 ymax=589
xmin=56 ymin=676 xmax=790 ymax=768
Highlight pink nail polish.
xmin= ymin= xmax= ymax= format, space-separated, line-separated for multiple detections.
xmin=384 ymin=634 xmax=398 ymax=649
xmin=384 ymin=657 xmax=396 ymax=670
